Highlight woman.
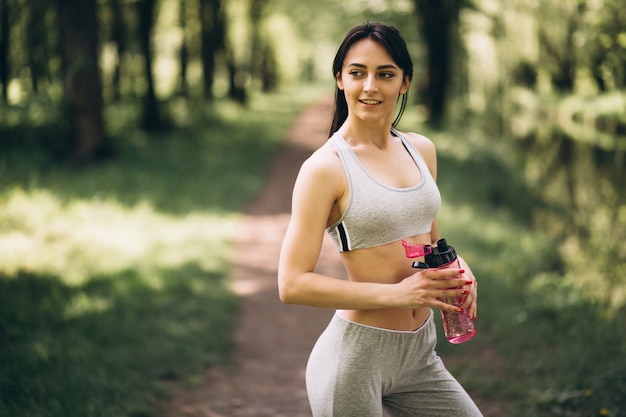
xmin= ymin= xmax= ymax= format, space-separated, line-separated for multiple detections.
xmin=278 ymin=22 xmax=483 ymax=417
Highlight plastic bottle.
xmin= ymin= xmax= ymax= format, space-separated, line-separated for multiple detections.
xmin=402 ymin=238 xmax=476 ymax=344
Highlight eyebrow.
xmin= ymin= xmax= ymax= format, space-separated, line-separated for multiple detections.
xmin=347 ymin=63 xmax=399 ymax=70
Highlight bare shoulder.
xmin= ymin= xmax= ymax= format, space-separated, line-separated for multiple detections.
xmin=401 ymin=131 xmax=436 ymax=157
xmin=295 ymin=141 xmax=346 ymax=197
xmin=300 ymin=142 xmax=343 ymax=177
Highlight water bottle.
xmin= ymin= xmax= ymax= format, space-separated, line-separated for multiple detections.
xmin=402 ymin=238 xmax=476 ymax=344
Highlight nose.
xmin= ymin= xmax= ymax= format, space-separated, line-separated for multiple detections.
xmin=363 ymin=74 xmax=378 ymax=93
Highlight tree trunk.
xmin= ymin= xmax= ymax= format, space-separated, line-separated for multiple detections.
xmin=27 ymin=0 xmax=52 ymax=95
xmin=0 ymin=0 xmax=9 ymax=103
xmin=538 ymin=2 xmax=587 ymax=93
xmin=56 ymin=0 xmax=108 ymax=163
xmin=199 ymin=0 xmax=224 ymax=102
xmin=413 ymin=0 xmax=461 ymax=127
xmin=261 ymin=45 xmax=277 ymax=92
xmin=136 ymin=0 xmax=163 ymax=131
xmin=109 ymin=0 xmax=127 ymax=101
xmin=227 ymin=52 xmax=247 ymax=105
xmin=249 ymin=0 xmax=267 ymax=81
xmin=178 ymin=0 xmax=188 ymax=96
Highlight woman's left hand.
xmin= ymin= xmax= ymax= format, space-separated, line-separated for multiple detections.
xmin=458 ymin=255 xmax=478 ymax=321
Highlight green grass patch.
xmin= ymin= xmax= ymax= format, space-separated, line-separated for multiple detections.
xmin=0 ymin=267 xmax=237 ymax=417
xmin=3 ymin=85 xmax=624 ymax=417
xmin=414 ymin=121 xmax=626 ymax=417
xmin=0 ymin=84 xmax=328 ymax=417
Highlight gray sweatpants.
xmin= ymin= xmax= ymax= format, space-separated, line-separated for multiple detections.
xmin=305 ymin=311 xmax=483 ymax=417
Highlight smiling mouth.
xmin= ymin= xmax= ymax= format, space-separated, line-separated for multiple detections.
xmin=360 ymin=99 xmax=381 ymax=105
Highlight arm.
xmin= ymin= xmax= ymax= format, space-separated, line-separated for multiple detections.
xmin=277 ymin=150 xmax=397 ymax=309
xmin=277 ymin=147 xmax=471 ymax=313
xmin=407 ymin=132 xmax=479 ymax=320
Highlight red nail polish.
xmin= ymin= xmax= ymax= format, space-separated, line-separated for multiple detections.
xmin=459 ymin=269 xmax=465 ymax=274
xmin=461 ymin=290 xmax=469 ymax=294
xmin=465 ymin=280 xmax=473 ymax=285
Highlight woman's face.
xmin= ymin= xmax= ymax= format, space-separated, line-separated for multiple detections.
xmin=337 ymin=38 xmax=409 ymax=126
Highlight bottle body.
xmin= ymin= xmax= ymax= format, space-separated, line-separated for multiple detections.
xmin=403 ymin=238 xmax=476 ymax=344
xmin=433 ymin=258 xmax=477 ymax=344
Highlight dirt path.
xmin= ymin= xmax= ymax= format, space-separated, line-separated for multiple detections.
xmin=157 ymin=96 xmax=341 ymax=417
xmin=157 ymin=97 xmax=506 ymax=417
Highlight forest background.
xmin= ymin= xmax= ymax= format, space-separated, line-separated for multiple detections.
xmin=0 ymin=0 xmax=625 ymax=416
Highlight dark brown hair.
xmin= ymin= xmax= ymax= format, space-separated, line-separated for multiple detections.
xmin=329 ymin=22 xmax=414 ymax=137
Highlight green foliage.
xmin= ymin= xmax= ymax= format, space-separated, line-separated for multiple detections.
xmin=504 ymin=300 xmax=626 ymax=417
xmin=0 ymin=267 xmax=238 ymax=417
xmin=0 ymin=86 xmax=324 ymax=417
xmin=1 ymin=0 xmax=625 ymax=413
xmin=583 ymin=0 xmax=626 ymax=90
xmin=415 ymin=104 xmax=626 ymax=417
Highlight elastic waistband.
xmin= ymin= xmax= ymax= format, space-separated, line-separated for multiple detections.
xmin=334 ymin=309 xmax=433 ymax=335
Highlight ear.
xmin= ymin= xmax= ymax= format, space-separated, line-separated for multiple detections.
xmin=336 ymin=72 xmax=344 ymax=91
xmin=399 ymin=75 xmax=410 ymax=94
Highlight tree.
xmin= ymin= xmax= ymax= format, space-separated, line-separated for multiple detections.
xmin=538 ymin=1 xmax=587 ymax=92
xmin=136 ymin=0 xmax=165 ymax=131
xmin=0 ymin=0 xmax=10 ymax=103
xmin=199 ymin=0 xmax=225 ymax=102
xmin=249 ymin=0 xmax=273 ymax=91
xmin=413 ymin=0 xmax=465 ymax=127
xmin=108 ymin=0 xmax=129 ymax=101
xmin=26 ymin=0 xmax=53 ymax=94
xmin=584 ymin=0 xmax=626 ymax=91
xmin=56 ymin=0 xmax=108 ymax=163
xmin=178 ymin=0 xmax=189 ymax=96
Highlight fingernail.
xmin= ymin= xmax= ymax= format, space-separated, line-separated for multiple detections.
xmin=461 ymin=290 xmax=469 ymax=294
xmin=465 ymin=280 xmax=473 ymax=285
xmin=459 ymin=269 xmax=465 ymax=274
xmin=456 ymin=307 xmax=464 ymax=313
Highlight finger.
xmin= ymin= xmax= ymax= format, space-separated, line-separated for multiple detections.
xmin=460 ymin=293 xmax=472 ymax=309
xmin=435 ymin=299 xmax=465 ymax=313
xmin=467 ymin=278 xmax=478 ymax=320
xmin=428 ymin=268 xmax=466 ymax=280
xmin=466 ymin=303 xmax=477 ymax=321
xmin=465 ymin=294 xmax=478 ymax=320
xmin=435 ymin=279 xmax=473 ymax=291
xmin=436 ymin=288 xmax=469 ymax=300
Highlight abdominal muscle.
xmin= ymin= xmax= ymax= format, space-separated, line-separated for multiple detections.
xmin=337 ymin=234 xmax=433 ymax=331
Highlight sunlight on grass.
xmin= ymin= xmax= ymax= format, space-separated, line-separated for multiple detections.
xmin=0 ymin=84 xmax=331 ymax=417
xmin=64 ymin=291 xmax=111 ymax=319
xmin=438 ymin=199 xmax=553 ymax=285
xmin=0 ymin=187 xmax=240 ymax=285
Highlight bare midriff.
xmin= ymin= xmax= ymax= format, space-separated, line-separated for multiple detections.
xmin=338 ymin=233 xmax=433 ymax=331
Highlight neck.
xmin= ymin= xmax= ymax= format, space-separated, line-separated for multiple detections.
xmin=338 ymin=117 xmax=394 ymax=147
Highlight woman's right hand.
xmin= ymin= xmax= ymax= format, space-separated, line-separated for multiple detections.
xmin=393 ymin=268 xmax=472 ymax=312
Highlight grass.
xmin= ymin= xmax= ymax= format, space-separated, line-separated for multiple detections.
xmin=0 ymin=84 xmax=327 ymax=417
xmin=407 ymin=119 xmax=626 ymax=417
xmin=0 ymin=267 xmax=237 ymax=417
xmin=1 ymin=85 xmax=624 ymax=417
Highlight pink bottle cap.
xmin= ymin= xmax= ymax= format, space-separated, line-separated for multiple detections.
xmin=401 ymin=240 xmax=433 ymax=258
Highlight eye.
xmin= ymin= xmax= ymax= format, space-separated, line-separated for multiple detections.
xmin=379 ymin=72 xmax=395 ymax=79
xmin=349 ymin=70 xmax=364 ymax=77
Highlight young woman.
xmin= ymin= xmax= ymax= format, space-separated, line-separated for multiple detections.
xmin=278 ymin=22 xmax=483 ymax=417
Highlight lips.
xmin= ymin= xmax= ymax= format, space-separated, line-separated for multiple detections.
xmin=359 ymin=99 xmax=382 ymax=105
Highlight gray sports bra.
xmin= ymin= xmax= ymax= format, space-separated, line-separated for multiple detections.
xmin=326 ymin=129 xmax=441 ymax=252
